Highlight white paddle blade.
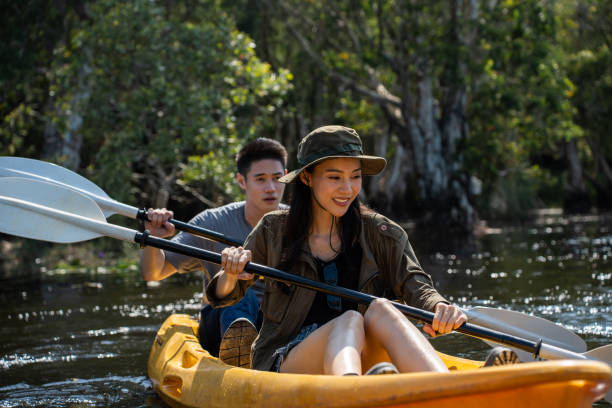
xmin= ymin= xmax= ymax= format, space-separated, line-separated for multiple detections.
xmin=0 ymin=177 xmax=106 ymax=243
xmin=585 ymin=345 xmax=612 ymax=403
xmin=467 ymin=306 xmax=586 ymax=362
xmin=0 ymin=156 xmax=116 ymax=217
xmin=585 ymin=344 xmax=612 ymax=364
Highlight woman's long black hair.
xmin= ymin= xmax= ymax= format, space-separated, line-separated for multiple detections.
xmin=277 ymin=166 xmax=369 ymax=272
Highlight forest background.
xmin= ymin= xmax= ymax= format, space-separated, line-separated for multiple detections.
xmin=1 ymin=0 xmax=611 ymax=253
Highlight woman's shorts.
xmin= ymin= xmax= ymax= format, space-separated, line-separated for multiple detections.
xmin=270 ymin=323 xmax=319 ymax=372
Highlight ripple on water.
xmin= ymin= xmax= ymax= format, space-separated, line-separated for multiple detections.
xmin=0 ymin=376 xmax=153 ymax=408
xmin=0 ymin=352 xmax=118 ymax=370
xmin=0 ymin=324 xmax=160 ymax=370
xmin=5 ymin=299 xmax=202 ymax=322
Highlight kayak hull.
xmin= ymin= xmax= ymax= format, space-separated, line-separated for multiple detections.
xmin=148 ymin=314 xmax=611 ymax=408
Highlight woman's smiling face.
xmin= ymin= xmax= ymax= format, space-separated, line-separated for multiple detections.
xmin=300 ymin=157 xmax=362 ymax=218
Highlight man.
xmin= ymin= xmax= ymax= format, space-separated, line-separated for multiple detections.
xmin=141 ymin=138 xmax=287 ymax=367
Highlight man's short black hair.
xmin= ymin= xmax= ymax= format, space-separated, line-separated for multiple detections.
xmin=236 ymin=137 xmax=288 ymax=176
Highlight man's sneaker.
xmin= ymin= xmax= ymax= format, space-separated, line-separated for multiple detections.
xmin=483 ymin=347 xmax=521 ymax=367
xmin=219 ymin=318 xmax=257 ymax=368
xmin=364 ymin=362 xmax=399 ymax=375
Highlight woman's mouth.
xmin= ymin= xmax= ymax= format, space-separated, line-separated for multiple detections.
xmin=332 ymin=197 xmax=350 ymax=207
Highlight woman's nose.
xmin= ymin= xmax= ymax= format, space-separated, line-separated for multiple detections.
xmin=339 ymin=179 xmax=351 ymax=192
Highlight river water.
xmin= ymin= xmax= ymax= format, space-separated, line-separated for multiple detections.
xmin=0 ymin=211 xmax=610 ymax=407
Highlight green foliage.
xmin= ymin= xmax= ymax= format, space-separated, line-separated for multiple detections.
xmin=0 ymin=0 xmax=79 ymax=157
xmin=465 ymin=0 xmax=580 ymax=209
xmin=50 ymin=0 xmax=292 ymax=205
xmin=561 ymin=0 xmax=612 ymax=204
xmin=233 ymin=0 xmax=586 ymax=218
xmin=2 ymin=0 xmax=611 ymax=228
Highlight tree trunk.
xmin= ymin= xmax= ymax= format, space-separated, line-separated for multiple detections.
xmin=43 ymin=64 xmax=91 ymax=170
xmin=563 ymin=139 xmax=590 ymax=213
xmin=387 ymin=0 xmax=478 ymax=233
xmin=393 ymin=76 xmax=476 ymax=233
xmin=367 ymin=131 xmax=411 ymax=214
xmin=584 ymin=134 xmax=612 ymax=209
xmin=144 ymin=159 xmax=177 ymax=209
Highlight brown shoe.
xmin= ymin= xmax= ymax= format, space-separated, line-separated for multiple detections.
xmin=219 ymin=318 xmax=257 ymax=368
xmin=483 ymin=347 xmax=521 ymax=367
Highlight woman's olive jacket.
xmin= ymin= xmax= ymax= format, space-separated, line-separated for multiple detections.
xmin=206 ymin=210 xmax=448 ymax=372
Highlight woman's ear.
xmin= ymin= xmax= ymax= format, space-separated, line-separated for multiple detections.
xmin=298 ymin=172 xmax=310 ymax=186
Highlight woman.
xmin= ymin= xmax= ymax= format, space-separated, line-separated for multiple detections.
xmin=206 ymin=125 xmax=468 ymax=375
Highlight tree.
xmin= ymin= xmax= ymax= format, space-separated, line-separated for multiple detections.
xmin=50 ymin=0 xmax=292 ymax=209
xmin=0 ymin=1 xmax=90 ymax=160
xmin=466 ymin=0 xmax=581 ymax=217
xmin=564 ymin=0 xmax=612 ymax=208
xmin=232 ymin=0 xmax=581 ymax=228
xmin=235 ymin=1 xmax=479 ymax=232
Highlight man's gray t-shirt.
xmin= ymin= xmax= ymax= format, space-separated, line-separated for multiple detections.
xmin=165 ymin=201 xmax=279 ymax=304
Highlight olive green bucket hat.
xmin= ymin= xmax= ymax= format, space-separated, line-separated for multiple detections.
xmin=279 ymin=125 xmax=387 ymax=184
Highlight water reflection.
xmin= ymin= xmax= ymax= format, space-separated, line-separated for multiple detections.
xmin=0 ymin=376 xmax=156 ymax=408
xmin=0 ymin=212 xmax=610 ymax=407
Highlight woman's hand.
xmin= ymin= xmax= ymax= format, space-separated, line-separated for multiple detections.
xmin=215 ymin=246 xmax=254 ymax=299
xmin=422 ymin=303 xmax=467 ymax=337
xmin=220 ymin=246 xmax=254 ymax=281
xmin=144 ymin=208 xmax=175 ymax=238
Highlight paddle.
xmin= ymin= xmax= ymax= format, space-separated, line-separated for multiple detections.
xmin=1 ymin=178 xmax=611 ymax=368
xmin=464 ymin=308 xmax=587 ymax=362
xmin=0 ymin=158 xmax=591 ymax=356
xmin=0 ymin=156 xmax=242 ymax=246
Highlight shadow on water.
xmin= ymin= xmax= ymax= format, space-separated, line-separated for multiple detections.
xmin=0 ymin=211 xmax=610 ymax=407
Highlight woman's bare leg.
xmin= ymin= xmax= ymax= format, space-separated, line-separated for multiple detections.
xmin=363 ymin=298 xmax=447 ymax=373
xmin=360 ymin=328 xmax=391 ymax=373
xmin=280 ymin=310 xmax=365 ymax=375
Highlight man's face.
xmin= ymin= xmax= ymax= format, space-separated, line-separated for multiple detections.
xmin=237 ymin=159 xmax=286 ymax=213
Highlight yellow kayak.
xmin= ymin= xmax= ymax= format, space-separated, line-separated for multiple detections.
xmin=148 ymin=314 xmax=611 ymax=408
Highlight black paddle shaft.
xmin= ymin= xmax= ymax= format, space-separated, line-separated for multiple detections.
xmin=135 ymin=232 xmax=542 ymax=357
xmin=136 ymin=209 xmax=242 ymax=246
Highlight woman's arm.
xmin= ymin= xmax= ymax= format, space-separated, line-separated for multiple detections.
xmin=206 ymin=214 xmax=271 ymax=307
xmin=214 ymin=246 xmax=254 ymax=299
xmin=369 ymin=215 xmax=466 ymax=335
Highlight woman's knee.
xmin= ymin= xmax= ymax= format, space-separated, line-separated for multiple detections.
xmin=364 ymin=298 xmax=400 ymax=328
xmin=336 ymin=309 xmax=364 ymax=330
xmin=328 ymin=310 xmax=365 ymax=349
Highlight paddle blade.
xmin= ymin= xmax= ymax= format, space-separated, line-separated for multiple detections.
xmin=586 ymin=344 xmax=612 ymax=363
xmin=0 ymin=177 xmax=105 ymax=243
xmin=467 ymin=306 xmax=586 ymax=362
xmin=0 ymin=156 xmax=116 ymax=217
xmin=586 ymin=345 xmax=612 ymax=403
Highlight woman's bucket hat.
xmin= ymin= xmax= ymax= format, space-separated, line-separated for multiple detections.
xmin=279 ymin=125 xmax=387 ymax=184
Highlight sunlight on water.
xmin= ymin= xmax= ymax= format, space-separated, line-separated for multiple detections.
xmin=0 ymin=376 xmax=154 ymax=408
